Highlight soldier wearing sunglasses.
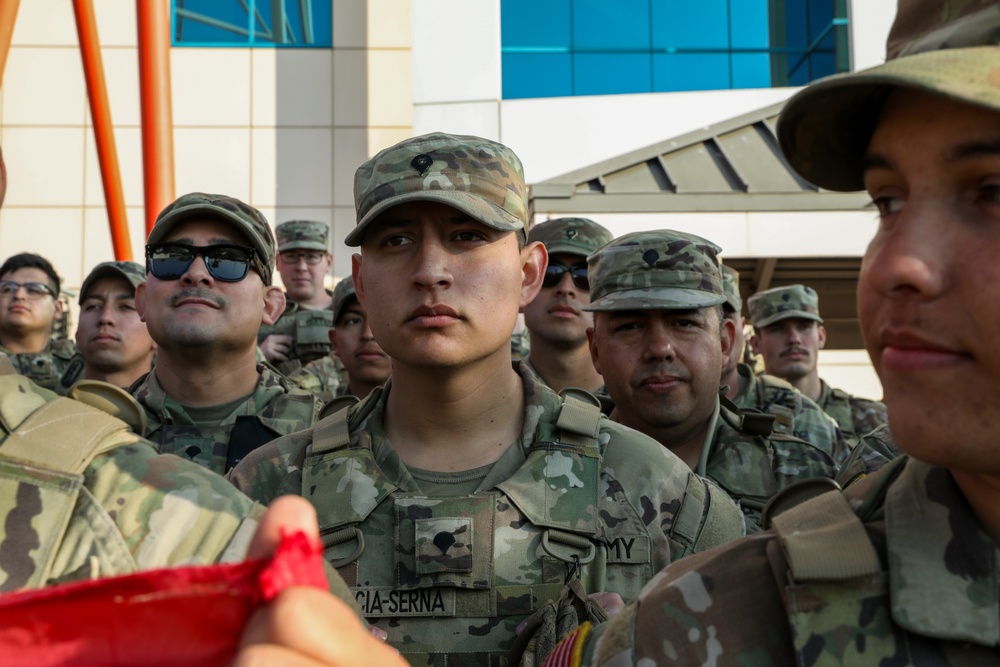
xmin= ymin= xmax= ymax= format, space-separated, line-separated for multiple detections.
xmin=521 ymin=218 xmax=614 ymax=411
xmin=258 ymin=220 xmax=336 ymax=375
xmin=131 ymin=193 xmax=321 ymax=475
xmin=0 ymin=252 xmax=76 ymax=390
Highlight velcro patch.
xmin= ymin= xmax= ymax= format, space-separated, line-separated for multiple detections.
xmin=352 ymin=586 xmax=455 ymax=617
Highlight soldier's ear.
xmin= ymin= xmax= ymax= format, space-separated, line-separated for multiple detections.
xmin=749 ymin=331 xmax=761 ymax=355
xmin=352 ymin=254 xmax=365 ymax=309
xmin=719 ymin=315 xmax=736 ymax=368
xmin=818 ymin=324 xmax=827 ymax=349
xmin=587 ymin=326 xmax=602 ymax=373
xmin=519 ymin=241 xmax=546 ymax=308
xmin=261 ymin=286 xmax=285 ymax=326
xmin=135 ymin=282 xmax=147 ymax=322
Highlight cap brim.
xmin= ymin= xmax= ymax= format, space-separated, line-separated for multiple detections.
xmin=278 ymin=241 xmax=329 ymax=252
xmin=79 ymin=267 xmax=142 ymax=304
xmin=778 ymin=47 xmax=1000 ymax=192
xmin=584 ymin=287 xmax=726 ymax=312
xmin=753 ymin=310 xmax=823 ymax=329
xmin=344 ymin=190 xmax=525 ymax=247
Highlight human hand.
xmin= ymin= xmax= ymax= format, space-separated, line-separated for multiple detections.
xmin=233 ymin=497 xmax=405 ymax=666
xmin=259 ymin=334 xmax=294 ymax=363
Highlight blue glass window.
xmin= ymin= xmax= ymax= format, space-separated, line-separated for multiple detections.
xmin=501 ymin=0 xmax=848 ymax=99
xmin=172 ymin=0 xmax=332 ymax=48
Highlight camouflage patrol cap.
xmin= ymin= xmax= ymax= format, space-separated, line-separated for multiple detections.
xmin=528 ymin=218 xmax=613 ymax=258
xmin=147 ymin=192 xmax=275 ymax=284
xmin=348 ymin=132 xmax=529 ymax=247
xmin=720 ymin=264 xmax=742 ymax=313
xmin=78 ymin=261 xmax=145 ymax=304
xmin=331 ymin=276 xmax=358 ymax=325
xmin=747 ymin=284 xmax=823 ymax=329
xmin=778 ymin=0 xmax=1000 ymax=191
xmin=583 ymin=230 xmax=726 ymax=312
xmin=276 ymin=220 xmax=329 ymax=252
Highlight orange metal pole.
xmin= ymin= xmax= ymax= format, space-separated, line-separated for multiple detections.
xmin=73 ymin=0 xmax=132 ymax=261
xmin=0 ymin=0 xmax=20 ymax=91
xmin=137 ymin=0 xmax=175 ymax=235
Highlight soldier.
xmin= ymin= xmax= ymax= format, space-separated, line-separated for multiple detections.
xmin=542 ymin=0 xmax=1000 ymax=663
xmin=719 ymin=265 xmax=849 ymax=463
xmin=288 ymin=276 xmax=390 ymax=403
xmin=748 ymin=283 xmax=889 ymax=440
xmin=55 ymin=261 xmax=156 ymax=394
xmin=586 ymin=230 xmax=837 ymax=531
xmin=521 ymin=218 xmax=613 ymax=406
xmin=258 ymin=220 xmax=335 ymax=375
xmin=132 ymin=193 xmax=320 ymax=475
xmin=0 ymin=253 xmax=76 ymax=390
xmin=230 ymin=132 xmax=745 ymax=664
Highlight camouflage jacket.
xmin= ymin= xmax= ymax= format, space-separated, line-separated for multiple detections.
xmin=287 ymin=355 xmax=346 ymax=404
xmin=0 ymin=338 xmax=77 ymax=391
xmin=817 ymin=379 xmax=889 ymax=441
xmin=133 ymin=364 xmax=321 ymax=474
xmin=731 ymin=362 xmax=850 ymax=464
xmin=835 ymin=422 xmax=902 ymax=489
xmin=521 ymin=356 xmax=614 ymax=415
xmin=556 ymin=456 xmax=1000 ymax=666
xmin=229 ymin=363 xmax=745 ymax=665
xmin=257 ymin=294 xmax=334 ymax=374
xmin=696 ymin=394 xmax=839 ymax=532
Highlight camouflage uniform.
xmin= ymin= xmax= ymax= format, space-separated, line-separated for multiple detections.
xmin=55 ymin=261 xmax=148 ymax=396
xmin=0 ymin=338 xmax=77 ymax=391
xmin=133 ymin=363 xmax=320 ymax=475
xmin=231 ymin=133 xmax=746 ymax=665
xmin=258 ymin=220 xmax=334 ymax=375
xmin=287 ymin=355 xmax=347 ymax=403
xmin=585 ymin=232 xmax=839 ymax=532
xmin=230 ymin=363 xmax=744 ymax=665
xmin=748 ymin=284 xmax=889 ymax=440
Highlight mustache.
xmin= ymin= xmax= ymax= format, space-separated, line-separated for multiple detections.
xmin=632 ymin=363 xmax=690 ymax=385
xmin=780 ymin=346 xmax=809 ymax=357
xmin=169 ymin=288 xmax=226 ymax=308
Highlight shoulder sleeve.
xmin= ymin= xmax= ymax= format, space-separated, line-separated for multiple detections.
xmin=598 ymin=421 xmax=745 ymax=564
xmin=568 ymin=534 xmax=794 ymax=666
xmin=228 ymin=429 xmax=314 ymax=504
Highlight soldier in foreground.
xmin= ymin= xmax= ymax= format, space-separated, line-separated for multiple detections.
xmin=543 ymin=0 xmax=1000 ymax=663
xmin=56 ymin=261 xmax=156 ymax=393
xmin=749 ymin=283 xmax=888 ymax=440
xmin=0 ymin=253 xmax=76 ymax=389
xmin=719 ymin=265 xmax=848 ymax=463
xmin=586 ymin=230 xmax=837 ymax=531
xmin=231 ymin=132 xmax=744 ymax=664
xmin=132 ymin=194 xmax=320 ymax=474
xmin=258 ymin=220 xmax=336 ymax=374
xmin=521 ymin=218 xmax=612 ymax=403
xmin=288 ymin=276 xmax=390 ymax=403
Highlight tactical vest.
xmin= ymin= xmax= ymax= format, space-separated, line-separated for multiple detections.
xmin=820 ymin=386 xmax=858 ymax=436
xmin=303 ymin=389 xmax=701 ymax=666
xmin=262 ymin=302 xmax=334 ymax=375
xmin=5 ymin=343 xmax=77 ymax=391
xmin=763 ymin=457 xmax=990 ymax=665
xmin=0 ymin=377 xmax=141 ymax=591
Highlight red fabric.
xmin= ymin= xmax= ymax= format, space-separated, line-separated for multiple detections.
xmin=0 ymin=531 xmax=327 ymax=667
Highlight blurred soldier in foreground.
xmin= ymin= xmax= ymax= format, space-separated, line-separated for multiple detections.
xmin=288 ymin=276 xmax=390 ymax=403
xmin=0 ymin=253 xmax=75 ymax=390
xmin=586 ymin=231 xmax=837 ymax=531
xmin=258 ymin=220 xmax=335 ymax=374
xmin=231 ymin=132 xmax=744 ymax=664
xmin=132 ymin=194 xmax=320 ymax=474
xmin=56 ymin=261 xmax=155 ymax=393
xmin=521 ymin=218 xmax=612 ymax=407
xmin=719 ymin=265 xmax=848 ymax=463
xmin=545 ymin=1 xmax=1000 ymax=663
xmin=749 ymin=283 xmax=888 ymax=440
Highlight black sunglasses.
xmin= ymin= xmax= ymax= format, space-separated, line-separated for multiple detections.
xmin=543 ymin=262 xmax=589 ymax=290
xmin=146 ymin=243 xmax=257 ymax=282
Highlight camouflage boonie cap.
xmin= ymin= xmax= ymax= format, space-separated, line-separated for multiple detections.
xmin=348 ymin=132 xmax=528 ymax=247
xmin=78 ymin=261 xmax=145 ymax=304
xmin=583 ymin=230 xmax=726 ymax=312
xmin=331 ymin=276 xmax=358 ymax=325
xmin=528 ymin=218 xmax=613 ymax=258
xmin=147 ymin=192 xmax=275 ymax=284
xmin=276 ymin=220 xmax=329 ymax=252
xmin=747 ymin=284 xmax=823 ymax=329
xmin=778 ymin=0 xmax=1000 ymax=191
xmin=720 ymin=264 xmax=742 ymax=313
